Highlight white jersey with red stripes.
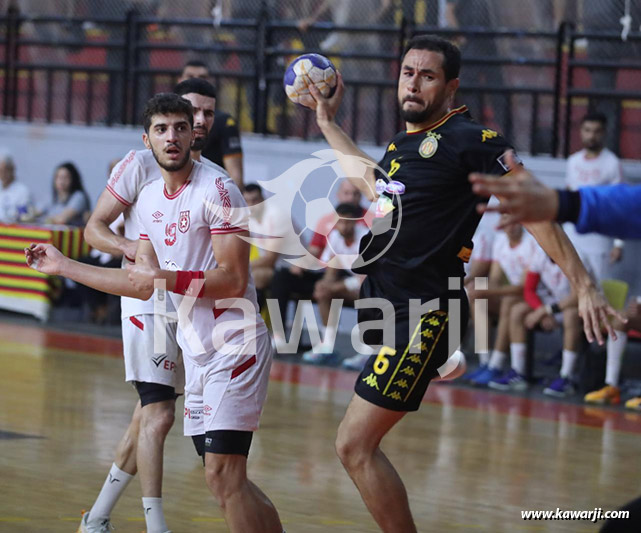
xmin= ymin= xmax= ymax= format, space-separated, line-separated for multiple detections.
xmin=106 ymin=149 xmax=226 ymax=318
xmin=491 ymin=230 xmax=536 ymax=286
xmin=527 ymin=244 xmax=571 ymax=303
xmin=136 ymin=160 xmax=267 ymax=365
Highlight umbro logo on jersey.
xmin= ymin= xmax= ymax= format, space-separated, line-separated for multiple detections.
xmin=152 ymin=211 xmax=164 ymax=222
xmin=152 ymin=355 xmax=167 ymax=367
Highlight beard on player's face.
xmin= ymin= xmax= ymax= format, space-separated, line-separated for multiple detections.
xmin=191 ymin=136 xmax=207 ymax=152
xmin=150 ymin=143 xmax=192 ymax=172
xmin=399 ymin=91 xmax=448 ymax=125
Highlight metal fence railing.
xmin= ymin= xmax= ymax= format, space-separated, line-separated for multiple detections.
xmin=1 ymin=5 xmax=640 ymax=158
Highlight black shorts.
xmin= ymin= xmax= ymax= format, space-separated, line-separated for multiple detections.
xmin=354 ymin=274 xmax=469 ymax=412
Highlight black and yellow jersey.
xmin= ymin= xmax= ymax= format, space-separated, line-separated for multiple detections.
xmin=354 ymin=105 xmax=514 ymax=300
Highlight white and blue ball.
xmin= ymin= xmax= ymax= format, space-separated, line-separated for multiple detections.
xmin=283 ymin=53 xmax=337 ymax=107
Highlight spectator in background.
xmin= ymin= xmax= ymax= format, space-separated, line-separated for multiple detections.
xmin=466 ymin=217 xmax=536 ymax=387
xmin=270 ymin=179 xmax=371 ymax=352
xmin=243 ymin=183 xmax=289 ymax=302
xmin=178 ymin=60 xmax=244 ymax=189
xmin=581 ymin=0 xmax=641 ymax=149
xmin=504 ymin=246 xmax=580 ymax=396
xmin=41 ymin=162 xmax=91 ymax=226
xmin=565 ymin=112 xmax=624 ymax=280
xmin=445 ymin=0 xmax=505 ymax=129
xmin=297 ymin=0 xmax=392 ymax=143
xmin=0 ymin=150 xmax=33 ymax=223
xmin=302 ymin=203 xmax=368 ymax=364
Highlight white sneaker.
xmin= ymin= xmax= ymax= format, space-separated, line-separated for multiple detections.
xmin=341 ymin=352 xmax=371 ymax=371
xmin=78 ymin=512 xmax=113 ymax=533
xmin=434 ymin=350 xmax=467 ymax=382
xmin=302 ymin=343 xmax=337 ymax=364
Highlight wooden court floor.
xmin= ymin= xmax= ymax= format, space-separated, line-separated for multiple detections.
xmin=1 ymin=321 xmax=640 ymax=533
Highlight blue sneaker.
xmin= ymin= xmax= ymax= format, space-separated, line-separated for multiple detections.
xmin=464 ymin=364 xmax=488 ymax=382
xmin=470 ymin=366 xmax=503 ymax=387
xmin=543 ymin=376 xmax=575 ymax=397
xmin=488 ymin=368 xmax=528 ymax=391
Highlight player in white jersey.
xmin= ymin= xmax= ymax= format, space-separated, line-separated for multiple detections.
xmin=491 ymin=244 xmax=580 ymax=394
xmin=77 ymin=79 xmax=223 ymax=533
xmin=466 ymin=216 xmax=537 ymax=386
xmin=565 ymin=112 xmax=624 ymax=281
xmin=27 ymin=93 xmax=283 ymax=533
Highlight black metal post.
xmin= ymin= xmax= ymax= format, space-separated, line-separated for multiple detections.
xmin=3 ymin=5 xmax=19 ymax=118
xmin=122 ymin=9 xmax=137 ymax=125
xmin=530 ymin=92 xmax=539 ymax=156
xmin=395 ymin=16 xmax=409 ymax=132
xmin=253 ymin=2 xmax=269 ymax=134
xmin=551 ymin=22 xmax=567 ymax=157
xmin=563 ymin=24 xmax=576 ymax=158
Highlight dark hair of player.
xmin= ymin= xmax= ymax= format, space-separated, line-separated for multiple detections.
xmin=401 ymin=34 xmax=461 ymax=82
xmin=143 ymin=93 xmax=193 ymax=133
xmin=244 ymin=183 xmax=263 ymax=195
xmin=174 ymin=77 xmax=217 ymax=100
xmin=335 ymin=202 xmax=362 ymax=218
xmin=581 ymin=111 xmax=607 ymax=127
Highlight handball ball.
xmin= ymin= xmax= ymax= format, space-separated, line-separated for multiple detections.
xmin=283 ymin=53 xmax=337 ymax=107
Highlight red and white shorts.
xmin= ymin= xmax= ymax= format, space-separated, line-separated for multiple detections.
xmin=183 ymin=331 xmax=272 ymax=435
xmin=122 ymin=314 xmax=184 ymax=393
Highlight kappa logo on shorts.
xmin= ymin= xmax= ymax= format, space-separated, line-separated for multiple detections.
xmin=362 ymin=373 xmax=380 ymax=390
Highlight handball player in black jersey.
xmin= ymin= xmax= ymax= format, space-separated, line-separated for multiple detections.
xmin=304 ymin=34 xmax=616 ymax=532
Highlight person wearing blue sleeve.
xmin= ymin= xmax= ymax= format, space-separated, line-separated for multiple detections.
xmin=468 ymin=152 xmax=641 ymax=239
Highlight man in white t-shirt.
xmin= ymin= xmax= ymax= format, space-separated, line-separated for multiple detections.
xmin=0 ymin=151 xmax=33 ymax=223
xmin=565 ymin=112 xmax=629 ymax=406
xmin=302 ymin=202 xmax=368 ymax=364
xmin=77 ymin=79 xmax=226 ymax=533
xmin=565 ymin=111 xmax=624 ymax=281
xmin=27 ymin=94 xmax=283 ymax=533
xmin=466 ymin=216 xmax=537 ymax=387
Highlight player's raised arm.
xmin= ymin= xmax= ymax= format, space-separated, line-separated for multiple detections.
xmin=25 ymin=243 xmax=152 ymax=300
xmin=305 ymin=73 xmax=379 ymax=201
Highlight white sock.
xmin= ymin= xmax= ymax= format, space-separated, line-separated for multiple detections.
xmin=488 ymin=350 xmax=507 ymax=370
xmin=605 ymin=331 xmax=628 ymax=386
xmin=89 ymin=463 xmax=134 ymax=522
xmin=142 ymin=497 xmax=169 ymax=533
xmin=560 ymin=350 xmax=578 ymax=378
xmin=478 ymin=350 xmax=490 ymax=366
xmin=510 ymin=342 xmax=527 ymax=376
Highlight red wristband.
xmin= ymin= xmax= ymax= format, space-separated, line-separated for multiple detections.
xmin=174 ymin=270 xmax=205 ymax=298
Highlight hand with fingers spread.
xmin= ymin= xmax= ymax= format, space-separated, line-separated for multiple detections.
xmin=24 ymin=243 xmax=66 ymax=275
xmin=304 ymin=71 xmax=345 ymax=126
xmin=577 ymin=283 xmax=626 ymax=345
xmin=469 ymin=150 xmax=559 ymax=227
